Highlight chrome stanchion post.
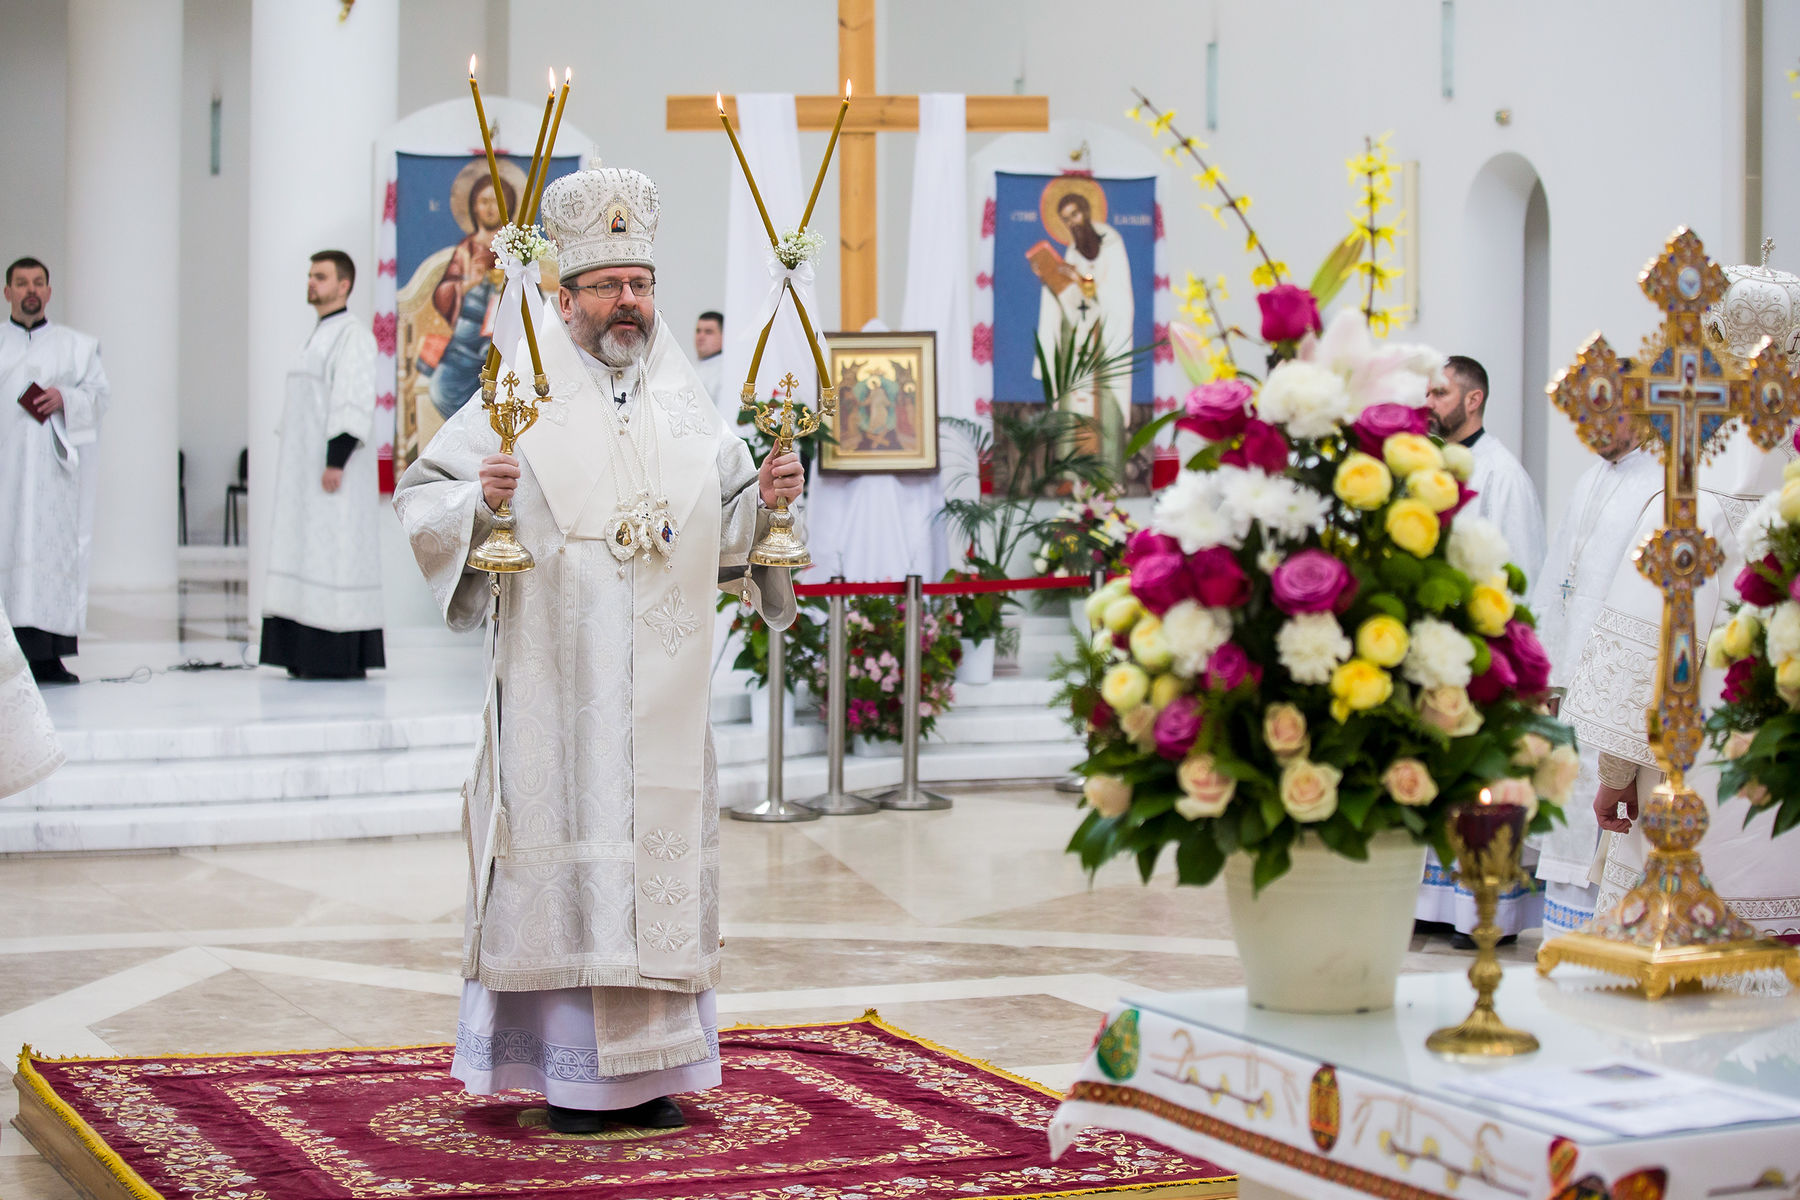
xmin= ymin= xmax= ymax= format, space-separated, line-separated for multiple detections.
xmin=877 ymin=574 xmax=951 ymax=811
xmin=800 ymin=577 xmax=878 ymax=814
xmin=730 ymin=611 xmax=820 ymax=823
xmin=1056 ymin=567 xmax=1109 ymax=794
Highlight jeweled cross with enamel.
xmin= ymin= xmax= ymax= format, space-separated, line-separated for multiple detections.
xmin=1548 ymin=227 xmax=1800 ymax=784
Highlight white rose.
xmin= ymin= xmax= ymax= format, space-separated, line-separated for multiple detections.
xmin=1534 ymin=743 xmax=1581 ymax=804
xmin=1764 ymin=601 xmax=1800 ymax=667
xmin=1276 ymin=612 xmax=1353 ymax=685
xmin=1441 ymin=442 xmax=1476 ymax=482
xmin=1446 ymin=516 xmax=1511 ymax=585
xmin=1402 ymin=617 xmax=1477 ymax=689
xmin=1256 ymin=360 xmax=1354 ymax=439
xmin=1152 ymin=471 xmax=1241 ymax=553
xmin=1161 ymin=600 xmax=1232 ymax=678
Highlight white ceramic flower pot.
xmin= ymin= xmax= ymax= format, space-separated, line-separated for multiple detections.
xmin=748 ymin=686 xmax=796 ymax=734
xmin=1223 ymin=829 xmax=1426 ymax=1014
xmin=850 ymin=735 xmax=903 ymax=758
xmin=956 ymin=638 xmax=996 ymax=685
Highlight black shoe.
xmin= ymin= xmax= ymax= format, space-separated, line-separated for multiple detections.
xmin=606 ymin=1096 xmax=685 ymax=1129
xmin=546 ymin=1104 xmax=607 ymax=1134
xmin=29 ymin=659 xmax=78 ymax=685
xmin=1450 ymin=932 xmax=1518 ymax=951
xmin=1413 ymin=919 xmax=1453 ymax=937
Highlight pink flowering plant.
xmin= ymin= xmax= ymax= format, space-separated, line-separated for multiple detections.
xmin=1704 ymin=438 xmax=1800 ymax=837
xmin=1032 ymin=483 xmax=1140 ymax=581
xmin=808 ymin=595 xmax=960 ymax=744
xmin=1059 ymin=309 xmax=1574 ymax=890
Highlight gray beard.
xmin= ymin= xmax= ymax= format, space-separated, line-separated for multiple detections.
xmin=595 ymin=324 xmax=644 ymax=368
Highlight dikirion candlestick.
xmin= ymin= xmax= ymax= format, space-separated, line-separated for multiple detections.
xmin=798 ymin=80 xmax=851 ymax=231
xmin=717 ymin=93 xmax=780 ymax=246
xmin=466 ymin=56 xmax=513 ymax=227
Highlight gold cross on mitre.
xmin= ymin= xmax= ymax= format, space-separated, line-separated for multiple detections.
xmin=1537 ymin=227 xmax=1800 ymax=995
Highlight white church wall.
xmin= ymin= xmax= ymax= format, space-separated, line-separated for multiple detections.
xmin=0 ymin=0 xmax=69 ymax=277
xmin=398 ymin=0 xmax=490 ymax=117
xmin=1762 ymin=2 xmax=1800 ymax=294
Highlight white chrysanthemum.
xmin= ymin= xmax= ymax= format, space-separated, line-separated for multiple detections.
xmin=1765 ymin=601 xmax=1800 ymax=666
xmin=1446 ymin=517 xmax=1512 ymax=586
xmin=1153 ymin=471 xmax=1241 ymax=552
xmin=1257 ymin=547 xmax=1285 ymax=574
xmin=1740 ymin=493 xmax=1784 ymax=562
xmin=1276 ymin=612 xmax=1353 ymax=684
xmin=1162 ymin=600 xmax=1232 ymax=678
xmin=1261 ymin=481 xmax=1333 ymax=542
xmin=1402 ymin=617 xmax=1477 ymax=689
xmin=1255 ymin=360 xmax=1354 ymax=439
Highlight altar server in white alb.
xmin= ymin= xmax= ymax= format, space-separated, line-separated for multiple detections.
xmin=0 ymin=257 xmax=109 ymax=685
xmin=1416 ymin=353 xmax=1548 ymax=944
xmin=394 ymin=167 xmax=803 ymax=1135
xmin=259 ymin=251 xmax=385 ymax=679
xmin=1525 ymin=412 xmax=1661 ymax=935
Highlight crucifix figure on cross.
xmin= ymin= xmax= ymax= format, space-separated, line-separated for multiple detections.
xmin=1537 ymin=227 xmax=1800 ymax=996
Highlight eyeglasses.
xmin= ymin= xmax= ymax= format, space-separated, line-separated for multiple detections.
xmin=567 ymin=278 xmax=656 ymax=299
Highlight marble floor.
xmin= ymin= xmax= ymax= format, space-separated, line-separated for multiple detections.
xmin=0 ymin=782 xmax=1538 ymax=1200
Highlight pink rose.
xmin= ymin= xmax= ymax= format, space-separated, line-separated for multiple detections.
xmin=1270 ymin=549 xmax=1358 ymax=615
xmin=1186 ymin=546 xmax=1251 ymax=608
xmin=1467 ymin=640 xmax=1517 ymax=705
xmin=1262 ymin=703 xmax=1310 ymax=759
xmin=1130 ymin=553 xmax=1196 ymax=615
xmin=1153 ymin=695 xmax=1205 ymax=760
xmin=1501 ymin=621 xmax=1551 ymax=696
xmin=1487 ymin=775 xmax=1539 ymax=819
xmin=1089 ymin=699 xmax=1116 ymax=733
xmin=1744 ymin=780 xmax=1775 ymax=807
xmin=1353 ymin=404 xmax=1429 ymax=457
xmin=1724 ymin=729 xmax=1756 ymax=760
xmin=1257 ymin=284 xmax=1324 ymax=343
xmin=1220 ymin=418 xmax=1291 ymax=472
xmin=1205 ymin=642 xmax=1262 ymax=692
xmin=1083 ymin=774 xmax=1132 ymax=818
xmin=1176 ymin=754 xmax=1237 ymax=818
xmin=1737 ymin=554 xmax=1786 ymax=607
xmin=1124 ymin=529 xmax=1182 ymax=566
xmin=1723 ymin=657 xmax=1759 ymax=704
xmin=1419 ymin=686 xmax=1483 ymax=736
xmin=1382 ymin=758 xmax=1439 ymax=807
xmin=1178 ymin=379 xmax=1255 ymax=441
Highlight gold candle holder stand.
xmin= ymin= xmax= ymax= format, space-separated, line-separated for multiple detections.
xmin=741 ymin=372 xmax=836 ymax=568
xmin=1428 ymin=822 xmax=1541 ymax=1058
xmin=468 ymin=370 xmax=546 ymax=574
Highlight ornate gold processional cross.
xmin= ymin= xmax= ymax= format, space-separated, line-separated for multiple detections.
xmin=1537 ymin=228 xmax=1800 ymax=995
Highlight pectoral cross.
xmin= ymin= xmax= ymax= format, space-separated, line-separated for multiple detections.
xmin=1539 ymin=227 xmax=1800 ymax=993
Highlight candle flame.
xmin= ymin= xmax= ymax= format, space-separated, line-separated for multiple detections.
xmin=468 ymin=54 xmax=478 ymax=76
xmin=564 ymin=67 xmax=572 ymax=84
xmin=716 ymin=92 xmax=724 ymax=114
xmin=1478 ymin=788 xmax=1493 ymax=805
xmin=846 ymin=79 xmax=853 ymax=99
xmin=547 ymin=67 xmax=556 ymax=93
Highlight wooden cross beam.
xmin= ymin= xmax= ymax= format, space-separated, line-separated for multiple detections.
xmin=666 ymin=0 xmax=1049 ymax=330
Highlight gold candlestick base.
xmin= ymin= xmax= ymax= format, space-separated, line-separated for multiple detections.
xmin=1430 ymin=824 xmax=1539 ymax=1057
xmin=468 ymin=370 xmax=546 ymax=575
xmin=1537 ymin=780 xmax=1800 ymax=998
xmin=469 ymin=508 xmax=535 ymax=573
xmin=750 ymin=503 xmax=810 ymax=569
xmin=744 ymin=371 xmax=831 ymax=570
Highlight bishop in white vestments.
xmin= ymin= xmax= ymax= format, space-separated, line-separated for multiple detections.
xmin=1525 ymin=426 xmax=1662 ymax=934
xmin=1569 ymin=429 xmax=1800 ymax=942
xmin=0 ymin=257 xmax=109 ymax=684
xmin=259 ymin=252 xmax=385 ymax=678
xmin=394 ymin=168 xmax=802 ymax=1134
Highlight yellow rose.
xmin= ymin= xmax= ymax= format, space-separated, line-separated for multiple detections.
xmin=1385 ymin=498 xmax=1442 ymax=558
xmin=1782 ymin=479 xmax=1800 ymax=524
xmin=1279 ymin=758 xmax=1343 ymax=823
xmin=1129 ymin=616 xmax=1173 ymax=672
xmin=1419 ymin=685 xmax=1483 ymax=736
xmin=1329 ymin=658 xmax=1393 ymax=722
xmin=1104 ymin=595 xmax=1145 ymax=634
xmin=1406 ymin=467 xmax=1461 ymax=514
xmin=1355 ymin=615 xmax=1410 ymax=668
xmin=1262 ymin=702 xmax=1310 ymax=759
xmin=1175 ymin=753 xmax=1237 ymax=819
xmin=1384 ymin=433 xmax=1444 ymax=478
xmin=1720 ymin=611 xmax=1761 ymax=661
xmin=1441 ymin=441 xmax=1476 ymax=482
xmin=1333 ymin=452 xmax=1393 ymax=511
xmin=1084 ymin=577 xmax=1131 ymax=627
xmin=1100 ymin=663 xmax=1150 ymax=710
xmin=1083 ymin=774 xmax=1133 ymax=818
xmin=1785 ymin=459 xmax=1800 ymax=484
xmin=1778 ymin=656 xmax=1800 ymax=695
xmin=1468 ymin=583 xmax=1516 ymax=637
xmin=1150 ymin=673 xmax=1186 ymax=711
xmin=1381 ymin=758 xmax=1439 ymax=807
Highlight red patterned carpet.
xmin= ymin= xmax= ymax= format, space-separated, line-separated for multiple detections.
xmin=14 ymin=1012 xmax=1233 ymax=1200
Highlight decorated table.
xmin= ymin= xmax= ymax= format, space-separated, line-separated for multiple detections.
xmin=1049 ymin=967 xmax=1800 ymax=1200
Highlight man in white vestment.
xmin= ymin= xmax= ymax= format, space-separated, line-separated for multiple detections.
xmin=1033 ymin=189 xmax=1134 ymax=463
xmin=693 ymin=309 xmax=727 ymax=423
xmin=258 ymin=251 xmax=385 ymax=679
xmin=0 ymin=257 xmax=110 ymax=684
xmin=1525 ymin=414 xmax=1662 ymax=935
xmin=1572 ymin=428 xmax=1800 ymax=943
xmin=1416 ymin=354 xmax=1549 ymax=944
xmin=394 ymin=167 xmax=803 ymax=1134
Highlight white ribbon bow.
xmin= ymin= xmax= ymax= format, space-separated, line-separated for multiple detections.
xmin=490 ymin=248 xmax=546 ymax=376
xmin=742 ymin=254 xmax=827 ymax=394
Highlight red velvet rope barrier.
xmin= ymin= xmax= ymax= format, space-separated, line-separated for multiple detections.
xmin=792 ymin=575 xmax=1094 ymax=599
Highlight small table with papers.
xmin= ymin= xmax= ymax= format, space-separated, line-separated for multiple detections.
xmin=1048 ymin=966 xmax=1800 ymax=1200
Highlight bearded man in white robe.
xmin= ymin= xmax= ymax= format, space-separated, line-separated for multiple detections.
xmin=0 ymin=256 xmax=109 ymax=685
xmin=1525 ymin=414 xmax=1662 ymax=934
xmin=258 ymin=251 xmax=385 ymax=678
xmin=1571 ymin=428 xmax=1800 ymax=943
xmin=1033 ymin=189 xmax=1134 ymax=464
xmin=394 ymin=167 xmax=803 ymax=1134
xmin=1416 ymin=353 xmax=1548 ymax=943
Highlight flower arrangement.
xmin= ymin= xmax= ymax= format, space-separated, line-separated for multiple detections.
xmin=492 ymin=222 xmax=553 ymax=266
xmin=1063 ymin=309 xmax=1574 ymax=889
xmin=718 ymin=593 xmax=828 ymax=697
xmin=1705 ymin=437 xmax=1800 ymax=837
xmin=775 ymin=227 xmax=826 ymax=270
xmin=807 ymin=596 xmax=960 ymax=743
xmin=1032 ymin=483 xmax=1140 ymax=580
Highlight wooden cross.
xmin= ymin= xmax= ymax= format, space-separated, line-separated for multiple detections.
xmin=666 ymin=0 xmax=1048 ymax=330
xmin=1548 ymin=227 xmax=1800 ymax=784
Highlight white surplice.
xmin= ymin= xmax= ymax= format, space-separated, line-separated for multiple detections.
xmin=1571 ymin=430 xmax=1800 ymax=940
xmin=0 ymin=318 xmax=109 ymax=638
xmin=1526 ymin=447 xmax=1664 ymax=933
xmin=261 ymin=311 xmax=383 ymax=633
xmin=1466 ymin=429 xmax=1546 ymax=583
xmin=0 ymin=599 xmax=63 ymax=798
xmin=394 ymin=311 xmax=792 ymax=1100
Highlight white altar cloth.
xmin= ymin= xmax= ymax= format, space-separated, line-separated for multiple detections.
xmin=1050 ymin=968 xmax=1800 ymax=1200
